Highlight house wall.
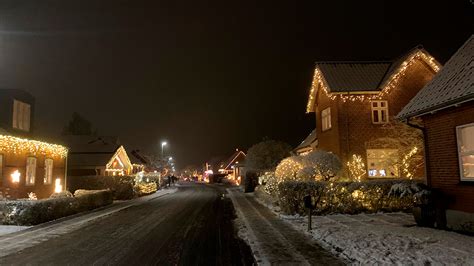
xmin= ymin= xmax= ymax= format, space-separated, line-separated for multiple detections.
xmin=0 ymin=152 xmax=66 ymax=199
xmin=423 ymin=103 xmax=474 ymax=213
xmin=314 ymin=59 xmax=436 ymax=178
xmin=315 ymin=85 xmax=341 ymax=157
xmin=0 ymin=90 xmax=35 ymax=137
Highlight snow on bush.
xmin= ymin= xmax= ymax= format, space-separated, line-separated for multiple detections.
xmin=275 ymin=156 xmax=304 ymax=182
xmin=67 ymin=175 xmax=135 ymax=200
xmin=50 ymin=191 xmax=74 ymax=199
xmin=0 ymin=190 xmax=113 ymax=225
xmin=302 ymin=150 xmax=342 ymax=181
xmin=278 ymin=180 xmax=422 ymax=215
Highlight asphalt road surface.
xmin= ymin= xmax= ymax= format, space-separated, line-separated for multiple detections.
xmin=0 ymin=183 xmax=254 ymax=266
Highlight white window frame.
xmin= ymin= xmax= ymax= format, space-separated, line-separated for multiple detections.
xmin=44 ymin=158 xmax=53 ymax=185
xmin=456 ymin=123 xmax=474 ymax=181
xmin=26 ymin=157 xmax=36 ymax=186
xmin=321 ymin=107 xmax=332 ymax=131
xmin=12 ymin=100 xmax=31 ymax=132
xmin=371 ymin=100 xmax=389 ymax=124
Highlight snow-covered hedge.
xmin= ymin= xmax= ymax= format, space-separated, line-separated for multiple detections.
xmin=67 ymin=175 xmax=136 ymax=200
xmin=0 ymin=189 xmax=113 ymax=225
xmin=278 ymin=180 xmax=425 ymax=215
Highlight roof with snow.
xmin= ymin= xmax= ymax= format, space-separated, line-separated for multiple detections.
xmin=61 ymin=136 xmax=122 ymax=167
xmin=294 ymin=129 xmax=317 ymax=151
xmin=398 ymin=36 xmax=474 ymax=119
xmin=306 ymin=46 xmax=441 ymax=112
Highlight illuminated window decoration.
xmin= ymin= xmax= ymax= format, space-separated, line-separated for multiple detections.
xmin=11 ymin=169 xmax=21 ymax=183
xmin=0 ymin=135 xmax=68 ymax=158
xmin=367 ymin=149 xmax=399 ymax=178
xmin=321 ymin=107 xmax=332 ymax=131
xmin=457 ymin=123 xmax=474 ymax=181
xmin=44 ymin=158 xmax=53 ymax=184
xmin=306 ymin=50 xmax=441 ymax=113
xmin=13 ymin=100 xmax=31 ymax=132
xmin=401 ymin=146 xmax=419 ymax=180
xmin=26 ymin=157 xmax=36 ymax=185
xmin=54 ymin=178 xmax=62 ymax=193
xmin=371 ymin=100 xmax=389 ymax=124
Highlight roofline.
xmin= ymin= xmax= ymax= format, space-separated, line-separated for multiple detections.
xmin=397 ymin=96 xmax=474 ymax=119
xmin=224 ymin=150 xmax=246 ymax=170
xmin=315 ymin=61 xmax=392 ymax=64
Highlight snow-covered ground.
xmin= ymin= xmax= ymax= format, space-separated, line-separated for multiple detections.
xmin=254 ymin=190 xmax=474 ymax=265
xmin=0 ymin=225 xmax=30 ymax=237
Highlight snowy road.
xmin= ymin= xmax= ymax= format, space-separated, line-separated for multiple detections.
xmin=0 ymin=183 xmax=254 ymax=265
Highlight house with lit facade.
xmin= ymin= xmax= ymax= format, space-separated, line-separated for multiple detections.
xmin=0 ymin=89 xmax=68 ymax=199
xmin=64 ymin=136 xmax=132 ymax=177
xmin=305 ymin=46 xmax=441 ymax=179
xmin=398 ymin=36 xmax=474 ymax=232
xmin=219 ymin=149 xmax=246 ymax=182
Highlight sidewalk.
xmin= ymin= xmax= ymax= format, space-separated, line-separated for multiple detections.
xmin=227 ymin=188 xmax=343 ymax=265
xmin=0 ymin=188 xmax=177 ymax=257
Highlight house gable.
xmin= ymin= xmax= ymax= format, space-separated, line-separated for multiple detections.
xmin=306 ymin=48 xmax=441 ymax=113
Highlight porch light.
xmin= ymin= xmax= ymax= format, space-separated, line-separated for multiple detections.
xmin=55 ymin=178 xmax=62 ymax=193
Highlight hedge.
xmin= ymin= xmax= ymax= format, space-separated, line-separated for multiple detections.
xmin=67 ymin=175 xmax=136 ymax=200
xmin=277 ymin=180 xmax=424 ymax=215
xmin=0 ymin=189 xmax=113 ymax=225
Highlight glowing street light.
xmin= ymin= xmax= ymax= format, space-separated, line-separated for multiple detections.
xmin=161 ymin=141 xmax=167 ymax=158
xmin=11 ymin=170 xmax=21 ymax=183
xmin=168 ymin=156 xmax=173 ymax=161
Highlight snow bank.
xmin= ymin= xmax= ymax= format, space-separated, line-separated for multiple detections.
xmin=283 ymin=213 xmax=474 ymax=264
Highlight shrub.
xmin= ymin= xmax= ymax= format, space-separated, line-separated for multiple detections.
xmin=245 ymin=140 xmax=292 ymax=172
xmin=50 ymin=191 xmax=74 ymax=199
xmin=67 ymin=175 xmax=135 ymax=200
xmin=0 ymin=190 xmax=113 ymax=225
xmin=278 ymin=180 xmax=424 ymax=215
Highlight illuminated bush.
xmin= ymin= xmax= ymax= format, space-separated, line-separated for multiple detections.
xmin=275 ymin=156 xmax=304 ymax=182
xmin=277 ymin=180 xmax=424 ymax=215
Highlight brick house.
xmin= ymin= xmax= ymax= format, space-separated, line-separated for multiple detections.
xmin=398 ymin=36 xmax=474 ymax=231
xmin=0 ymin=89 xmax=67 ymax=199
xmin=305 ymin=47 xmax=441 ymax=179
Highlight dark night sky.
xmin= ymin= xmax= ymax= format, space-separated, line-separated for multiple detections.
xmin=0 ymin=1 xmax=471 ymax=167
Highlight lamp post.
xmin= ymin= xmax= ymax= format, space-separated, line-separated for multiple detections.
xmin=161 ymin=141 xmax=167 ymax=158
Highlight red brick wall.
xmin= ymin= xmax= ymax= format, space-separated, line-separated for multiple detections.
xmin=315 ymin=85 xmax=341 ymax=156
xmin=0 ymin=152 xmax=66 ymax=199
xmin=424 ymin=102 xmax=474 ymax=213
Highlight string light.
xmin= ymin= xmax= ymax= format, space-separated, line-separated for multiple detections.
xmin=0 ymin=135 xmax=68 ymax=159
xmin=347 ymin=154 xmax=366 ymax=182
xmin=306 ymin=50 xmax=441 ymax=113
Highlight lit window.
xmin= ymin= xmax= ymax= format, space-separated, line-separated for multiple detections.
xmin=367 ymin=149 xmax=399 ymax=178
xmin=12 ymin=100 xmax=31 ymax=131
xmin=457 ymin=123 xmax=474 ymax=181
xmin=321 ymin=107 xmax=332 ymax=131
xmin=371 ymin=100 xmax=389 ymax=124
xmin=44 ymin=158 xmax=53 ymax=184
xmin=26 ymin=157 xmax=36 ymax=185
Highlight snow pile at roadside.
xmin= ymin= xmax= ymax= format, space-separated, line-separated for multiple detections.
xmin=0 ymin=225 xmax=30 ymax=237
xmin=283 ymin=212 xmax=474 ymax=264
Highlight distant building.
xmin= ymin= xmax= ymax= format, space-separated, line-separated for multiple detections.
xmin=305 ymin=46 xmax=441 ymax=179
xmin=398 ymin=36 xmax=474 ymax=232
xmin=63 ymin=136 xmax=133 ymax=176
xmin=0 ymin=89 xmax=67 ymax=199
xmin=294 ymin=129 xmax=317 ymax=155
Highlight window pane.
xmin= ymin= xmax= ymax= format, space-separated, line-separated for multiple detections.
xmin=367 ymin=149 xmax=399 ymax=177
xmin=373 ymin=110 xmax=379 ymax=122
xmin=372 ymin=102 xmax=378 ymax=107
xmin=381 ymin=110 xmax=386 ymax=122
xmin=460 ymin=126 xmax=474 ymax=153
xmin=461 ymin=155 xmax=474 ymax=178
xmin=24 ymin=104 xmax=31 ymax=131
xmin=381 ymin=101 xmax=386 ymax=107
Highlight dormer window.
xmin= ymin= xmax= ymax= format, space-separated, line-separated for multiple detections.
xmin=371 ymin=100 xmax=388 ymax=124
xmin=13 ymin=100 xmax=31 ymax=131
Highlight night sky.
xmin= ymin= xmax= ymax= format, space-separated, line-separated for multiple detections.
xmin=0 ymin=1 xmax=471 ymax=167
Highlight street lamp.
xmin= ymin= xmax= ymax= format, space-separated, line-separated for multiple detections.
xmin=161 ymin=141 xmax=167 ymax=158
